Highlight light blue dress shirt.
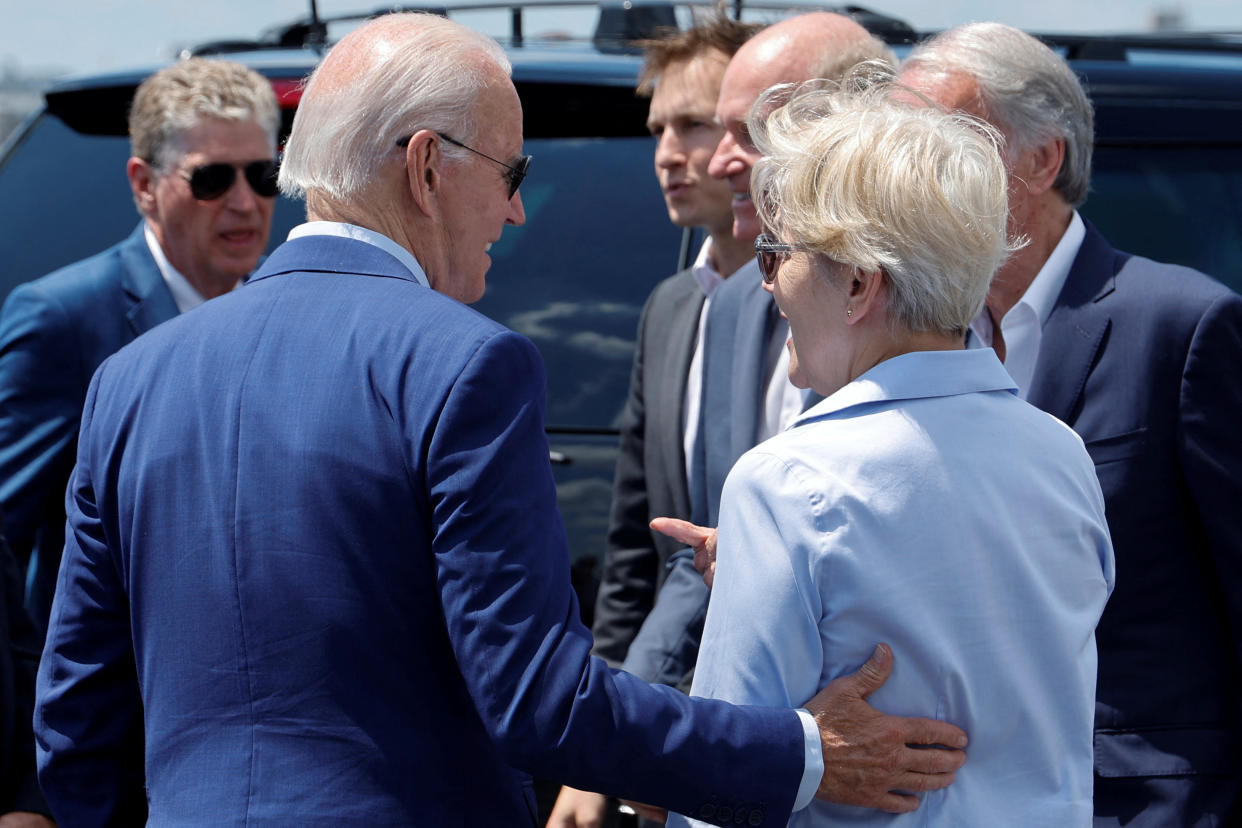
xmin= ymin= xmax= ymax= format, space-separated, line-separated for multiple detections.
xmin=669 ymin=348 xmax=1115 ymax=827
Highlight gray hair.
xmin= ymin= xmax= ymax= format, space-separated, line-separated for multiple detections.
xmin=902 ymin=22 xmax=1094 ymax=207
xmin=129 ymin=58 xmax=279 ymax=171
xmin=809 ymin=31 xmax=897 ymax=80
xmin=279 ymin=13 xmax=511 ymax=201
xmin=751 ymin=79 xmax=1017 ymax=334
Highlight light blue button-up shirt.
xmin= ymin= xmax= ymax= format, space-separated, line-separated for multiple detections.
xmin=670 ymin=348 xmax=1115 ymax=827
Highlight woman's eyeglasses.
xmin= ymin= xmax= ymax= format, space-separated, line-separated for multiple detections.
xmin=754 ymin=234 xmax=816 ymax=283
xmin=182 ymin=160 xmax=280 ymax=202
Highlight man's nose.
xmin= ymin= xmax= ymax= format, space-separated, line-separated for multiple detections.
xmin=707 ymin=133 xmax=736 ymax=180
xmin=507 ymin=189 xmax=526 ymax=226
xmin=655 ymin=131 xmax=684 ymax=169
xmin=223 ymin=172 xmax=260 ymax=212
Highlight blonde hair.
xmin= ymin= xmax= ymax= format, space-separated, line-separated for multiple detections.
xmin=129 ymin=57 xmax=278 ymax=171
xmin=752 ymin=76 xmax=1017 ymax=334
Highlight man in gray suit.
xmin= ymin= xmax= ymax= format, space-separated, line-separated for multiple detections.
xmin=549 ymin=17 xmax=760 ymax=827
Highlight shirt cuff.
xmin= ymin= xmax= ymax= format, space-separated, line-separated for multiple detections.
xmin=793 ymin=707 xmax=824 ymax=811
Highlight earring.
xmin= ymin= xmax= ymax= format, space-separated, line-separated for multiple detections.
xmin=846 ymin=308 xmax=853 ymax=318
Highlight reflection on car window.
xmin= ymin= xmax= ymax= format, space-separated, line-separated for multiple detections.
xmin=475 ymin=136 xmax=682 ymax=430
xmin=1086 ymin=147 xmax=1242 ymax=292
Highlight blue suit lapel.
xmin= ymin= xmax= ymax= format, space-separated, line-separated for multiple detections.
xmin=1026 ymin=220 xmax=1120 ymax=423
xmin=117 ymin=224 xmax=179 ymax=338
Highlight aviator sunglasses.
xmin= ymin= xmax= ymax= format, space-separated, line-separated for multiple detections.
xmin=396 ymin=132 xmax=531 ymax=200
xmin=754 ymin=233 xmax=817 ymax=284
xmin=182 ymin=159 xmax=280 ymax=201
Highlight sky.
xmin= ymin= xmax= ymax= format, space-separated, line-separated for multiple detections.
xmin=7 ymin=0 xmax=1242 ymax=80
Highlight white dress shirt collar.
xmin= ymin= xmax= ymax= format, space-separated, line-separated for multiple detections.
xmin=143 ymin=222 xmax=210 ymax=314
xmin=968 ymin=211 xmax=1086 ymax=396
xmin=287 ymin=221 xmax=431 ymax=288
xmin=690 ymin=237 xmax=726 ymax=299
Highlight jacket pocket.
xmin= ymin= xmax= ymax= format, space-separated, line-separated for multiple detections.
xmin=1084 ymin=428 xmax=1148 ymax=466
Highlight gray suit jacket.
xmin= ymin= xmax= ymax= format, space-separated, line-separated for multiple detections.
xmin=591 ymin=269 xmax=705 ymax=671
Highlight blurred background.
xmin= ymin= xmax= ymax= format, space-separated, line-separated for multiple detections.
xmin=5 ymin=0 xmax=1242 ymax=143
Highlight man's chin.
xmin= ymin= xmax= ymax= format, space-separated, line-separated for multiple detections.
xmin=731 ymin=203 xmax=761 ymax=243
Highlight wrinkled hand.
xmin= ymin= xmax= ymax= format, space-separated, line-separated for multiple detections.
xmin=805 ymin=643 xmax=968 ymax=813
xmin=546 ymin=787 xmax=607 ymax=828
xmin=0 ymin=813 xmax=56 ymax=828
xmin=649 ymin=518 xmax=717 ymax=587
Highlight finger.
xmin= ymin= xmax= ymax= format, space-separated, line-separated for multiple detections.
xmin=873 ymin=791 xmax=921 ymax=815
xmin=819 ymin=643 xmax=892 ymax=702
xmin=894 ymin=716 xmax=969 ymax=750
xmin=892 ymin=768 xmax=958 ymax=793
xmin=899 ymin=744 xmax=968 ymax=775
xmin=650 ymin=517 xmax=712 ymax=547
xmin=703 ymin=560 xmax=715 ymax=588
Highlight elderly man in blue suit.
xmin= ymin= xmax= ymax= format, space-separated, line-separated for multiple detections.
xmin=0 ymin=58 xmax=279 ymax=630
xmin=899 ymin=23 xmax=1242 ymax=827
xmin=33 ymin=13 xmax=971 ymax=827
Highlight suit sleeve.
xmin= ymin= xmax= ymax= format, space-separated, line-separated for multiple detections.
xmin=1179 ymin=290 xmax=1242 ymax=664
xmin=425 ymin=329 xmax=805 ymax=825
xmin=0 ymin=284 xmax=86 ymax=560
xmin=591 ymin=291 xmax=658 ymax=667
xmin=34 ymin=365 xmax=147 ymax=827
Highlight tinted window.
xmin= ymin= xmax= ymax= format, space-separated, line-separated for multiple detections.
xmin=1086 ymin=146 xmax=1242 ymax=292
xmin=477 ymin=135 xmax=680 ymax=430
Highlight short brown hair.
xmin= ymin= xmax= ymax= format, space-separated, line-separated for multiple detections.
xmin=637 ymin=15 xmax=762 ymax=95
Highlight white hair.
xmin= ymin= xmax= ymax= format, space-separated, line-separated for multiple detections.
xmin=279 ymin=13 xmax=511 ymax=201
xmin=751 ymin=78 xmax=1018 ymax=334
xmin=902 ymin=22 xmax=1094 ymax=207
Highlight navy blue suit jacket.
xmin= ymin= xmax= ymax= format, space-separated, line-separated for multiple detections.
xmin=1029 ymin=222 xmax=1242 ymax=826
xmin=34 ymin=234 xmax=805 ymax=827
xmin=0 ymin=223 xmax=178 ymax=628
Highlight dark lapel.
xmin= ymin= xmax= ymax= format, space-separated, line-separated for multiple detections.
xmin=117 ymin=224 xmax=180 ymax=338
xmin=729 ymin=277 xmax=778 ymax=455
xmin=1026 ymin=220 xmax=1123 ymax=424
xmin=653 ymin=272 xmax=705 ymax=516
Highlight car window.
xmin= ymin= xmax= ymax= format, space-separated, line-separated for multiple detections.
xmin=1086 ymin=146 xmax=1242 ymax=291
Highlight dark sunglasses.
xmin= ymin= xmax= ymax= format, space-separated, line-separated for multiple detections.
xmin=754 ymin=233 xmax=817 ymax=284
xmin=396 ymin=132 xmax=531 ymax=200
xmin=182 ymin=159 xmax=280 ymax=201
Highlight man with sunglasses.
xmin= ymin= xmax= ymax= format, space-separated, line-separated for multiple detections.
xmin=0 ymin=57 xmax=279 ymax=631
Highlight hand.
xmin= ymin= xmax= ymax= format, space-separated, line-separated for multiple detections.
xmin=649 ymin=518 xmax=717 ymax=587
xmin=545 ymin=786 xmax=607 ymax=828
xmin=804 ymin=643 xmax=968 ymax=813
xmin=0 ymin=814 xmax=56 ymax=828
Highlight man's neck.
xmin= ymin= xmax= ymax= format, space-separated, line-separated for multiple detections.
xmin=988 ymin=200 xmax=1074 ymax=318
xmin=708 ymin=228 xmax=754 ymax=278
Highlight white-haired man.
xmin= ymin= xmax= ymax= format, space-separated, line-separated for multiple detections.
xmin=34 ymin=13 xmax=967 ymax=827
xmin=0 ymin=58 xmax=279 ymax=631
xmin=900 ymin=23 xmax=1242 ymax=827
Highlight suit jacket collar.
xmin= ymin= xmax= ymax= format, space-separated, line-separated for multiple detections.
xmin=117 ymin=223 xmax=179 ymax=338
xmin=249 ymin=234 xmax=427 ymax=287
xmin=1025 ymin=219 xmax=1124 ymax=423
xmin=656 ymin=270 xmax=706 ymax=519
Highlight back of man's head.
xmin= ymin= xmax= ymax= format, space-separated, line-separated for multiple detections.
xmin=129 ymin=58 xmax=279 ymax=173
xmin=279 ymin=13 xmax=510 ymax=205
xmin=902 ymin=22 xmax=1094 ymax=207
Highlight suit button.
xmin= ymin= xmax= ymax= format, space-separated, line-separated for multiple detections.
xmin=698 ymin=803 xmax=717 ymax=819
xmin=717 ymin=805 xmax=733 ymax=821
xmin=749 ymin=811 xmax=764 ymax=826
